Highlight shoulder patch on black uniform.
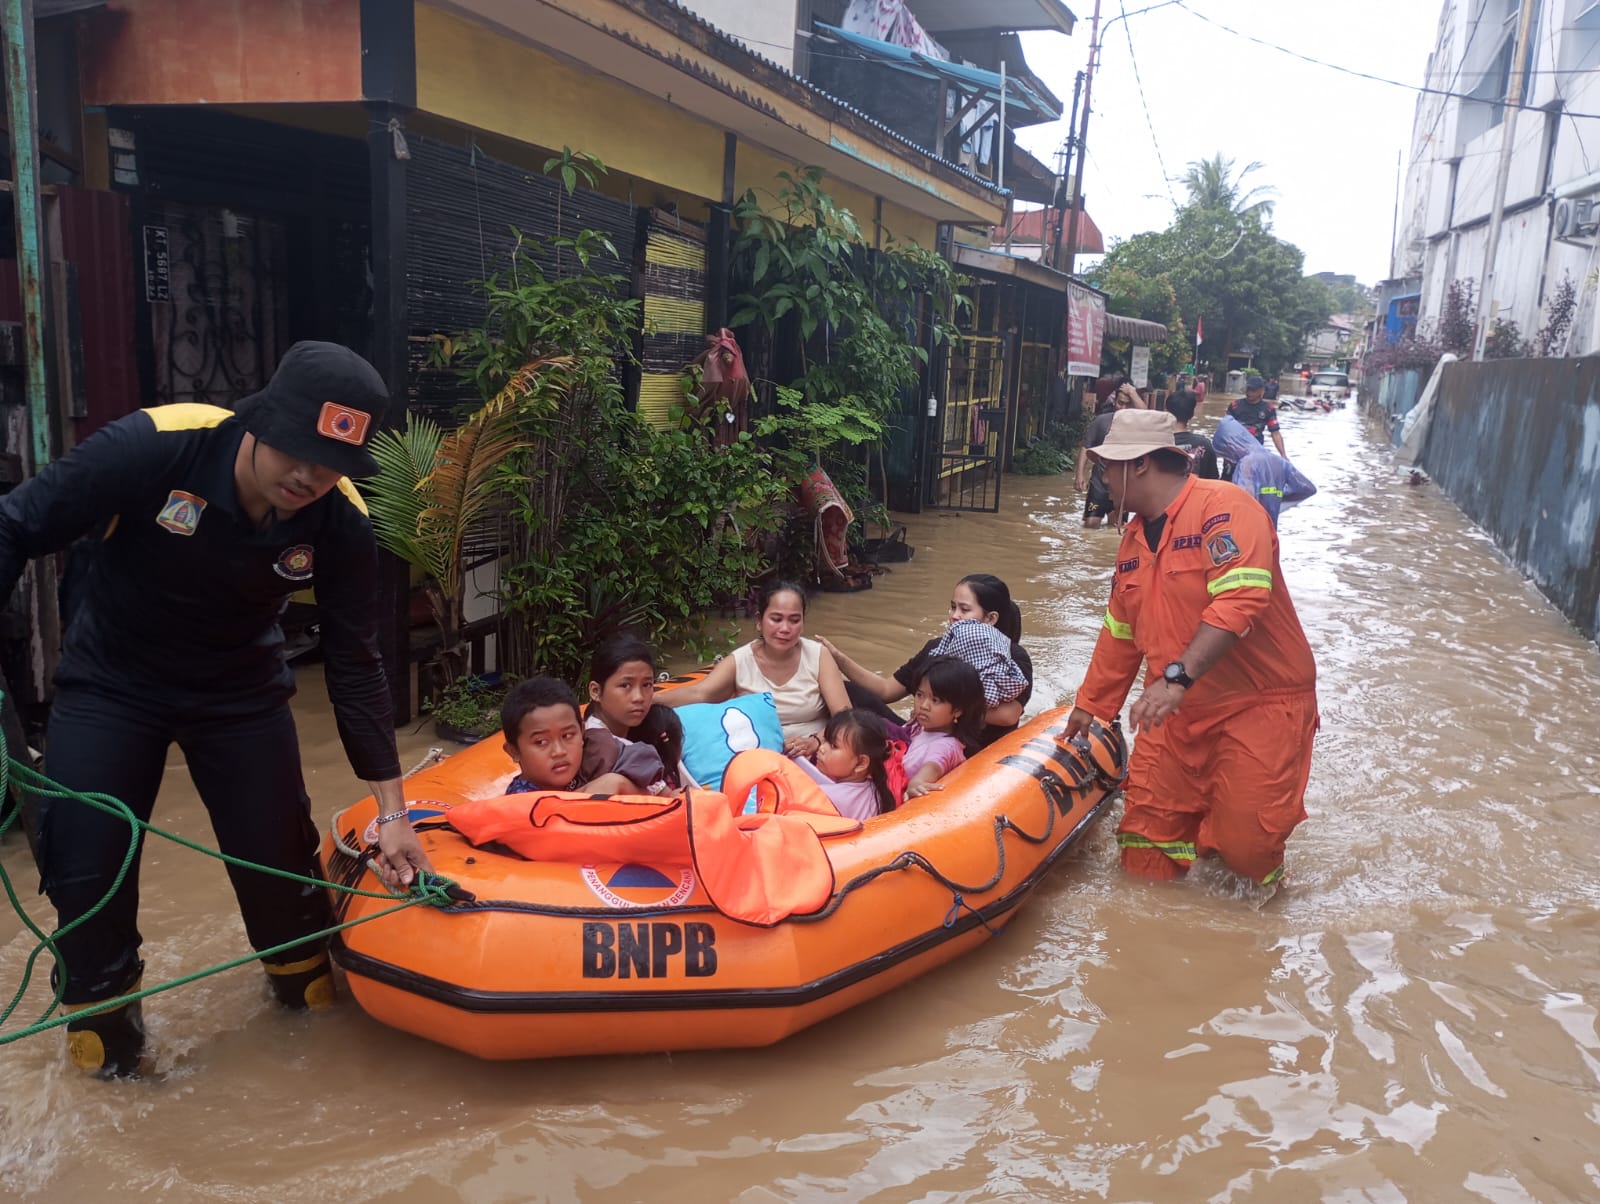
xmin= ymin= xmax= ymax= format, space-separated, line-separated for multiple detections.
xmin=145 ymin=403 xmax=234 ymax=433
xmin=335 ymin=478 xmax=369 ymax=517
xmin=156 ymin=490 xmax=206 ymax=536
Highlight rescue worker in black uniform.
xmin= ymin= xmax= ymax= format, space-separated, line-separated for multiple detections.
xmin=1225 ymin=375 xmax=1286 ymax=457
xmin=0 ymin=342 xmax=431 ymax=1078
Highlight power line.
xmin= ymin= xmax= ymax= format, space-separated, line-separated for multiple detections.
xmin=1117 ymin=0 xmax=1180 ymax=211
xmin=1173 ymin=1 xmax=1600 ymax=121
xmin=1542 ymin=11 xmax=1594 ymax=174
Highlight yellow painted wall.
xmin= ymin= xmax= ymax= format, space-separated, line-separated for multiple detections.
xmin=879 ymin=201 xmax=938 ymax=251
xmin=733 ymin=143 xmax=939 ymax=251
xmin=404 ymin=110 xmax=714 ymax=221
xmin=415 ymin=4 xmax=982 ymax=236
xmin=415 ymin=4 xmax=726 ymax=203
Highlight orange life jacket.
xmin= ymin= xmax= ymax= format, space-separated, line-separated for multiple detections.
xmin=445 ymin=749 xmax=859 ymax=927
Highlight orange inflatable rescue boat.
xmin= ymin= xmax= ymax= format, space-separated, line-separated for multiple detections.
xmin=321 ymin=704 xmax=1127 ymax=1060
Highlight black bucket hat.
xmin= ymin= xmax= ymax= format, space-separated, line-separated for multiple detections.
xmin=235 ymin=341 xmax=389 ymax=478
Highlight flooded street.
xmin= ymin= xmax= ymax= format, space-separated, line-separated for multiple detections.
xmin=5 ymin=399 xmax=1600 ymax=1202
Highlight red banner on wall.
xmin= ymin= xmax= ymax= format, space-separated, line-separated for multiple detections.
xmin=1066 ymin=283 xmax=1106 ymax=377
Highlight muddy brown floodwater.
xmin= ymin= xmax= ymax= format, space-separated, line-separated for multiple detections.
xmin=5 ymin=400 xmax=1600 ymax=1202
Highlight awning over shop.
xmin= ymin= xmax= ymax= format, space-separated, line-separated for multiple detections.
xmin=813 ymin=24 xmax=1062 ymax=124
xmin=1104 ymin=313 xmax=1169 ymax=342
xmin=952 ymin=247 xmax=1165 ymax=343
xmin=952 ymin=241 xmax=1076 ymax=289
xmin=907 ymin=0 xmax=1076 ymax=35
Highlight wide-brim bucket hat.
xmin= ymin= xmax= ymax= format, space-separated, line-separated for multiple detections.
xmin=1087 ymin=408 xmax=1189 ymax=465
xmin=235 ymin=341 xmax=389 ymax=478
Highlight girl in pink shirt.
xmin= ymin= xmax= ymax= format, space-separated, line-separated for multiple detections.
xmin=902 ymin=657 xmax=986 ymax=801
xmin=797 ymin=709 xmax=897 ymax=820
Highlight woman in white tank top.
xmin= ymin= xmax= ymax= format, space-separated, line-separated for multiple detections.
xmin=659 ymin=580 xmax=849 ymax=758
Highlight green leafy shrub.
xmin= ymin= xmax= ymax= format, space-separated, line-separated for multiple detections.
xmin=730 ymin=168 xmax=964 ymax=514
xmin=425 ymin=675 xmax=511 ymax=738
xmin=427 ymin=153 xmax=795 ymax=683
xmin=1013 ymin=439 xmax=1073 ymax=476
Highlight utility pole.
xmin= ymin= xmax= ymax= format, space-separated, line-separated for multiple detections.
xmin=1472 ymin=0 xmax=1537 ymax=361
xmin=1050 ymin=71 xmax=1085 ymax=268
xmin=1389 ymin=147 xmax=1402 ymax=281
xmin=2 ymin=0 xmax=52 ymax=475
xmin=1062 ymin=0 xmax=1103 ymax=279
xmin=3 ymin=0 xmax=62 ymax=705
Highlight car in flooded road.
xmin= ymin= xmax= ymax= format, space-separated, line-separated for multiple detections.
xmin=1308 ymin=369 xmax=1352 ymax=403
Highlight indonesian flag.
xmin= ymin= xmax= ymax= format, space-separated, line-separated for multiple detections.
xmin=1195 ymin=316 xmax=1204 ymax=347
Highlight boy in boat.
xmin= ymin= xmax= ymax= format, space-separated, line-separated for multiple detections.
xmin=501 ymin=677 xmax=663 ymax=795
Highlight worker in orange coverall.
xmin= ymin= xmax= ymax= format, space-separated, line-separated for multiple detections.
xmin=1065 ymin=410 xmax=1318 ymax=886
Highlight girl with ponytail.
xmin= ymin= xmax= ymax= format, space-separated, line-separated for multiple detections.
xmin=820 ymin=573 xmax=1034 ymax=749
xmin=794 ymin=709 xmax=900 ymax=819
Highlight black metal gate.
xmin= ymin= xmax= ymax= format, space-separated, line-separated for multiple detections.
xmin=144 ymin=199 xmax=290 ymax=407
xmin=928 ymin=279 xmax=1007 ymax=511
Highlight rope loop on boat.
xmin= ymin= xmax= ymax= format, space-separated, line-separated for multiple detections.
xmin=942 ymin=892 xmax=1005 ymax=936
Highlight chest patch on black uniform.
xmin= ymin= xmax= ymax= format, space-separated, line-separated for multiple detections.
xmin=156 ymin=490 xmax=207 ymax=536
xmin=274 ymin=544 xmax=315 ymax=581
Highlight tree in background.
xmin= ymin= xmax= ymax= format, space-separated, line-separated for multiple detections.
xmin=1436 ymin=280 xmax=1476 ymax=359
xmin=1181 ymin=154 xmax=1277 ymax=221
xmin=1533 ymin=274 xmax=1577 ymax=357
xmin=1083 ymin=260 xmax=1190 ymax=375
xmin=1320 ymin=278 xmax=1374 ymax=317
xmin=1090 ymin=161 xmax=1339 ymax=376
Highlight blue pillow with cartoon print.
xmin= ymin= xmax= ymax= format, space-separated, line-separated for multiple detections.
xmin=677 ymin=693 xmax=785 ymax=792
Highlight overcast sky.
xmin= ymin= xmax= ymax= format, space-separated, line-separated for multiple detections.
xmin=1016 ymin=0 xmax=1444 ymax=285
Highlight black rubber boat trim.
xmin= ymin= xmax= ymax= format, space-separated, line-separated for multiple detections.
xmin=328 ymin=795 xmax=1111 ymax=1015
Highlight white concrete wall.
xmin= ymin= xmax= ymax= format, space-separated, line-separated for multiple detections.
xmin=1394 ymin=0 xmax=1600 ymax=347
xmin=1482 ymin=206 xmax=1551 ymax=332
xmin=674 ymin=0 xmax=799 ymax=69
xmin=462 ymin=557 xmax=501 ymax=670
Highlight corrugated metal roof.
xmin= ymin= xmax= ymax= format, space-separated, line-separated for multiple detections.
xmin=813 ymin=23 xmax=1062 ymax=123
xmin=907 ymin=0 xmax=1076 ymax=36
xmin=992 ymin=205 xmax=1105 ymax=255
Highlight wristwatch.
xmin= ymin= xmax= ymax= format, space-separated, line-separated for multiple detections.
xmin=1162 ymin=661 xmax=1194 ymax=689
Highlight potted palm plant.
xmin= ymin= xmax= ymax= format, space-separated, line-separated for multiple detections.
xmin=363 ymin=356 xmax=576 ymax=736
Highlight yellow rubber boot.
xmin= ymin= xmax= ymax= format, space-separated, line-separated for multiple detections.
xmin=264 ymin=952 xmax=337 ymax=1010
xmin=64 ymin=983 xmax=147 ymax=1080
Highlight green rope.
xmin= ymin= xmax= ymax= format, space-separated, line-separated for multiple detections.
xmin=0 ymin=692 xmax=460 ymax=1046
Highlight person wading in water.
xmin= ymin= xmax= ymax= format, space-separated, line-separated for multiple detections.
xmin=0 ymin=342 xmax=432 ymax=1078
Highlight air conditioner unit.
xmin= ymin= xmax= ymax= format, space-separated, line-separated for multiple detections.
xmin=1554 ymin=198 xmax=1598 ymax=242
